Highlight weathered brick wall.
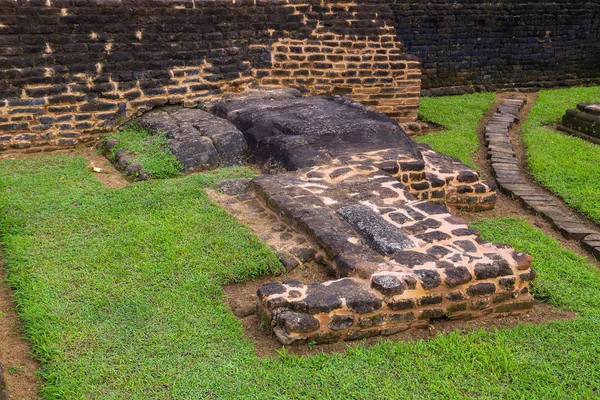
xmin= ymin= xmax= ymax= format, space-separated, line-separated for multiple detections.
xmin=392 ymin=0 xmax=600 ymax=95
xmin=0 ymin=0 xmax=421 ymax=152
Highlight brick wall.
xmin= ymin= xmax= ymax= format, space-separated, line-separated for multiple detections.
xmin=392 ymin=0 xmax=600 ymax=95
xmin=0 ymin=0 xmax=420 ymax=153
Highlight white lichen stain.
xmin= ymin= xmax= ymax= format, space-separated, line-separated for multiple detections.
xmin=135 ymin=30 xmax=143 ymax=40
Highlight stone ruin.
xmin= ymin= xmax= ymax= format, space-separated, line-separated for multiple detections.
xmin=132 ymin=89 xmax=536 ymax=345
xmin=559 ymin=103 xmax=600 ymax=145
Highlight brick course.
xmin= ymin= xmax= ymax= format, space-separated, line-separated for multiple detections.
xmin=0 ymin=0 xmax=420 ymax=152
xmin=392 ymin=0 xmax=600 ymax=94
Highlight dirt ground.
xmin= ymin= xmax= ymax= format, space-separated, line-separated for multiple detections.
xmin=0 ymin=256 xmax=40 ymax=400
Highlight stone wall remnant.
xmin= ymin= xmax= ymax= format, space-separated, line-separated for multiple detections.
xmin=559 ymin=103 xmax=600 ymax=145
xmin=0 ymin=0 xmax=420 ymax=153
xmin=392 ymin=0 xmax=600 ymax=94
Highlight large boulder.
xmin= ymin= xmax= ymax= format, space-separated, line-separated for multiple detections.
xmin=138 ymin=107 xmax=247 ymax=172
xmin=212 ymin=95 xmax=422 ymax=170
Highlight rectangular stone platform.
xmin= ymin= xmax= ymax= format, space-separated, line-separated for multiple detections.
xmin=253 ymin=146 xmax=535 ymax=344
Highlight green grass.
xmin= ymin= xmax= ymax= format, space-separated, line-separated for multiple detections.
xmin=416 ymin=93 xmax=495 ymax=167
xmin=522 ymin=86 xmax=600 ymax=223
xmin=1 ymin=158 xmax=600 ymax=398
xmin=105 ymin=124 xmax=183 ymax=179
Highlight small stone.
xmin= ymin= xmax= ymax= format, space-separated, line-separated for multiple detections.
xmin=257 ymin=282 xmax=286 ymax=300
xmin=447 ymin=303 xmax=467 ymax=313
xmin=280 ymin=232 xmax=293 ymax=240
xmin=346 ymin=329 xmax=381 ymax=341
xmin=414 ymin=269 xmax=442 ymax=289
xmin=446 ymin=290 xmax=465 ymax=301
xmin=420 ymin=309 xmax=445 ymax=319
xmin=474 ymin=263 xmax=499 ymax=280
xmin=471 ymin=298 xmax=490 ymax=310
xmin=414 ymin=202 xmax=448 ymax=215
xmin=466 ymin=282 xmax=496 ymax=297
xmin=512 ymin=251 xmax=532 ymax=270
xmin=394 ymin=251 xmax=437 ymax=267
xmin=419 ymin=293 xmax=443 ymax=305
xmin=306 ymin=331 xmax=341 ymax=344
xmin=388 ymin=298 xmax=416 ymax=311
xmin=104 ymin=138 xmax=117 ymax=150
xmin=359 ymin=314 xmax=386 ymax=328
xmin=426 ymin=245 xmax=452 ymax=259
xmin=519 ymin=269 xmax=537 ymax=282
xmin=291 ymin=247 xmax=317 ymax=262
xmin=454 ymin=240 xmax=478 ymax=253
xmin=328 ymin=314 xmax=355 ymax=331
xmin=389 ymin=311 xmax=415 ymax=323
xmin=444 ymin=267 xmax=473 ymax=287
xmin=371 ymin=274 xmax=407 ymax=296
xmin=415 ymin=230 xmax=452 ymax=243
xmin=499 ymin=277 xmax=516 ymax=291
xmin=277 ymin=252 xmax=300 ymax=272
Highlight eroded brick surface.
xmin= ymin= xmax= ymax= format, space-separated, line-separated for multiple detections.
xmin=0 ymin=0 xmax=420 ymax=153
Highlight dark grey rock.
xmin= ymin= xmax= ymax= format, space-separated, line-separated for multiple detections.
xmin=474 ymin=263 xmax=500 ymax=280
xmin=328 ymin=315 xmax=355 ymax=331
xmin=388 ymin=298 xmax=416 ymax=311
xmin=277 ymin=252 xmax=300 ymax=272
xmin=289 ymin=278 xmax=382 ymax=315
xmin=419 ymin=293 xmax=443 ymax=305
xmin=466 ymin=282 xmax=497 ymax=297
xmin=426 ymin=245 xmax=452 ymax=259
xmin=499 ymin=277 xmax=516 ymax=291
xmin=389 ymin=311 xmax=415 ymax=323
xmin=138 ymin=107 xmax=248 ymax=172
xmin=413 ymin=269 xmax=442 ymax=289
xmin=393 ymin=251 xmax=437 ymax=267
xmin=454 ymin=240 xmax=478 ymax=253
xmin=446 ymin=291 xmax=466 ymax=301
xmin=212 ymin=95 xmax=422 ymax=170
xmin=290 ymin=247 xmax=317 ymax=263
xmin=257 ymin=282 xmax=287 ymax=300
xmin=359 ymin=314 xmax=386 ymax=328
xmin=444 ymin=267 xmax=473 ymax=287
xmin=370 ymin=274 xmax=407 ymax=296
xmin=337 ymin=204 xmax=415 ymax=256
xmin=276 ymin=311 xmax=320 ymax=333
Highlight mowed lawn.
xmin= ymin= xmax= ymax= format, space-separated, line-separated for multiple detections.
xmin=416 ymin=92 xmax=495 ymax=167
xmin=1 ymin=156 xmax=600 ymax=398
xmin=522 ymin=86 xmax=600 ymax=223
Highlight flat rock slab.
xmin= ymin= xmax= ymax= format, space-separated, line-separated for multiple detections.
xmin=212 ymin=96 xmax=422 ymax=170
xmin=138 ymin=106 xmax=248 ymax=171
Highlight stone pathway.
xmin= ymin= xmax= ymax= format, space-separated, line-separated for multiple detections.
xmin=485 ymin=98 xmax=600 ymax=259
